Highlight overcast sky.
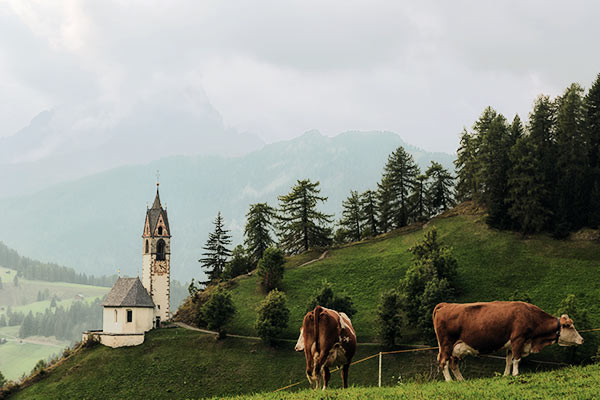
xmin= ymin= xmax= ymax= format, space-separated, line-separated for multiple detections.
xmin=0 ymin=1 xmax=599 ymax=154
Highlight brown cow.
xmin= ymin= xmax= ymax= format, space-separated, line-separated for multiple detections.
xmin=433 ymin=301 xmax=584 ymax=381
xmin=295 ymin=306 xmax=357 ymax=390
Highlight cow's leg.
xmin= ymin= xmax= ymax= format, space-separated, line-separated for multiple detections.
xmin=321 ymin=366 xmax=330 ymax=390
xmin=503 ymin=349 xmax=513 ymax=377
xmin=341 ymin=363 xmax=350 ymax=388
xmin=438 ymin=345 xmax=453 ymax=381
xmin=449 ymin=357 xmax=464 ymax=381
xmin=510 ymin=338 xmax=525 ymax=377
xmin=512 ymin=358 xmax=521 ymax=376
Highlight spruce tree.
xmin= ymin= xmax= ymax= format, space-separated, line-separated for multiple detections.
xmin=277 ymin=179 xmax=333 ymax=254
xmin=584 ymin=74 xmax=600 ymax=226
xmin=454 ymin=129 xmax=480 ymax=202
xmin=244 ymin=203 xmax=276 ymax=265
xmin=555 ymin=84 xmax=587 ymax=232
xmin=360 ymin=190 xmax=378 ymax=237
xmin=410 ymin=174 xmax=429 ymax=222
xmin=199 ymin=212 xmax=232 ymax=285
xmin=425 ymin=162 xmax=455 ymax=215
xmin=381 ymin=147 xmax=419 ymax=227
xmin=339 ymin=190 xmax=363 ymax=242
xmin=376 ymin=176 xmax=394 ymax=233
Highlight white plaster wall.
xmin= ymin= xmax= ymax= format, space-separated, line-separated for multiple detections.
xmin=153 ymin=272 xmax=170 ymax=321
xmin=142 ymin=252 xmax=152 ymax=293
xmin=100 ymin=334 xmax=144 ymax=348
xmin=103 ymin=307 xmax=153 ymax=334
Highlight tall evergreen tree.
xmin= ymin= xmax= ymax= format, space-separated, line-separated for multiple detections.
xmin=381 ymin=146 xmax=419 ymax=227
xmin=410 ymin=174 xmax=429 ymax=222
xmin=425 ymin=162 xmax=455 ymax=215
xmin=199 ymin=212 xmax=232 ymax=285
xmin=339 ymin=190 xmax=363 ymax=242
xmin=360 ymin=190 xmax=378 ymax=237
xmin=277 ymin=179 xmax=333 ymax=254
xmin=554 ymin=83 xmax=587 ymax=232
xmin=376 ymin=176 xmax=394 ymax=233
xmin=244 ymin=203 xmax=276 ymax=265
xmin=584 ymin=74 xmax=600 ymax=226
xmin=454 ymin=128 xmax=480 ymax=202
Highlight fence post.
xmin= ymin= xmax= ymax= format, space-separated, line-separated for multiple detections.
xmin=378 ymin=351 xmax=382 ymax=387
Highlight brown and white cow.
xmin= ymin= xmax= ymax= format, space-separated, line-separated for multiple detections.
xmin=295 ymin=306 xmax=357 ymax=390
xmin=433 ymin=301 xmax=584 ymax=381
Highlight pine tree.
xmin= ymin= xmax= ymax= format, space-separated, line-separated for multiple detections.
xmin=277 ymin=179 xmax=333 ymax=254
xmin=454 ymin=129 xmax=480 ymax=202
xmin=507 ymin=136 xmax=552 ymax=233
xmin=359 ymin=190 xmax=378 ymax=237
xmin=13 ymin=275 xmax=19 ymax=288
xmin=376 ymin=176 xmax=394 ymax=233
xmin=509 ymin=114 xmax=524 ymax=145
xmin=199 ymin=212 xmax=232 ymax=285
xmin=555 ymin=84 xmax=587 ymax=232
xmin=410 ymin=174 xmax=429 ymax=222
xmin=425 ymin=162 xmax=455 ymax=215
xmin=584 ymin=74 xmax=600 ymax=226
xmin=381 ymin=147 xmax=420 ymax=227
xmin=244 ymin=203 xmax=276 ymax=265
xmin=0 ymin=314 xmax=6 ymax=327
xmin=339 ymin=190 xmax=363 ymax=242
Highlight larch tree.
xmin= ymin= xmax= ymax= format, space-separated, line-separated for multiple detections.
xmin=339 ymin=190 xmax=363 ymax=242
xmin=425 ymin=162 xmax=455 ymax=216
xmin=410 ymin=174 xmax=429 ymax=222
xmin=244 ymin=203 xmax=276 ymax=265
xmin=199 ymin=212 xmax=232 ymax=285
xmin=277 ymin=179 xmax=333 ymax=254
xmin=360 ymin=189 xmax=378 ymax=237
xmin=376 ymin=176 xmax=394 ymax=233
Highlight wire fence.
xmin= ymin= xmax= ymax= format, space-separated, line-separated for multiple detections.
xmin=274 ymin=328 xmax=600 ymax=393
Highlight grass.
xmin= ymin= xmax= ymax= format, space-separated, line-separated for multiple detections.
xmin=228 ymin=214 xmax=600 ymax=343
xmin=10 ymin=327 xmax=562 ymax=399
xmin=221 ymin=363 xmax=600 ymax=399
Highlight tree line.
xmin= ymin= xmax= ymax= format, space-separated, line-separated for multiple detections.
xmin=0 ymin=241 xmax=116 ymax=287
xmin=455 ymin=74 xmax=600 ymax=236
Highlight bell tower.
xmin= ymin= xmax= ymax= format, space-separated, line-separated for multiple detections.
xmin=142 ymin=182 xmax=171 ymax=324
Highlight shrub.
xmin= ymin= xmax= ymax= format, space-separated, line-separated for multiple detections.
xmin=255 ymin=289 xmax=290 ymax=345
xmin=306 ymin=279 xmax=357 ymax=318
xmin=257 ymin=248 xmax=285 ymax=292
xmin=200 ymin=287 xmax=236 ymax=339
xmin=377 ymin=289 xmax=403 ymax=347
xmin=223 ymin=245 xmax=252 ymax=280
xmin=557 ymin=294 xmax=596 ymax=363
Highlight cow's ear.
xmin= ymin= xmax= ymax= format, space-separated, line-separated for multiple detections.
xmin=560 ymin=314 xmax=570 ymax=323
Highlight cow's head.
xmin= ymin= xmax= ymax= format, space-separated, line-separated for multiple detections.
xmin=295 ymin=327 xmax=304 ymax=352
xmin=558 ymin=314 xmax=584 ymax=346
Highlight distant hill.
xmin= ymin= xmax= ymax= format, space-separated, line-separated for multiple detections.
xmin=0 ymin=130 xmax=454 ymax=282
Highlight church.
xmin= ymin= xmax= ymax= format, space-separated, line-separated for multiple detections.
xmin=83 ymin=183 xmax=171 ymax=348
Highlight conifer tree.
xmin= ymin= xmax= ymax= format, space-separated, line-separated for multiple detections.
xmin=425 ymin=162 xmax=455 ymax=215
xmin=0 ymin=276 xmax=2 ymax=290
xmin=339 ymin=190 xmax=363 ymax=242
xmin=410 ymin=174 xmax=429 ymax=222
xmin=376 ymin=176 xmax=394 ymax=233
xmin=454 ymin=129 xmax=480 ymax=202
xmin=244 ymin=203 xmax=276 ymax=265
xmin=360 ymin=190 xmax=378 ymax=237
xmin=277 ymin=179 xmax=333 ymax=254
xmin=199 ymin=212 xmax=232 ymax=285
xmin=584 ymin=74 xmax=600 ymax=226
xmin=380 ymin=146 xmax=419 ymax=227
xmin=554 ymin=84 xmax=587 ymax=232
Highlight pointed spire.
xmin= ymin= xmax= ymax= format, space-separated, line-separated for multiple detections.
xmin=151 ymin=185 xmax=162 ymax=209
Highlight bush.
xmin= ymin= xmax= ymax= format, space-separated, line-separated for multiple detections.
xmin=377 ymin=289 xmax=403 ymax=347
xmin=557 ymin=294 xmax=596 ymax=363
xmin=0 ymin=370 xmax=6 ymax=388
xmin=306 ymin=279 xmax=357 ymax=318
xmin=200 ymin=287 xmax=236 ymax=339
xmin=223 ymin=245 xmax=252 ymax=280
xmin=257 ymin=248 xmax=285 ymax=292
xmin=255 ymin=289 xmax=290 ymax=345
xmin=508 ymin=290 xmax=533 ymax=303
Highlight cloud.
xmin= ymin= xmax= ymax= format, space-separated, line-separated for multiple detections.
xmin=0 ymin=1 xmax=599 ymax=153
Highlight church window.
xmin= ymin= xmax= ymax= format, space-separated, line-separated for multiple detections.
xmin=127 ymin=309 xmax=133 ymax=323
xmin=114 ymin=309 xmax=118 ymax=323
xmin=145 ymin=240 xmax=149 ymax=254
xmin=158 ymin=226 xmax=163 ymax=235
xmin=156 ymin=239 xmax=166 ymax=261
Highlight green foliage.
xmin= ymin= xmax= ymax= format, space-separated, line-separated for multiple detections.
xmin=13 ymin=275 xmax=19 ymax=288
xmin=200 ymin=287 xmax=236 ymax=339
xmin=339 ymin=190 xmax=363 ymax=242
xmin=376 ymin=289 xmax=402 ymax=347
xmin=508 ymin=290 xmax=533 ymax=303
xmin=455 ymin=128 xmax=480 ymax=202
xmin=425 ymin=161 xmax=455 ymax=215
xmin=277 ymin=179 xmax=333 ymax=254
xmin=31 ymin=359 xmax=46 ymax=375
xmin=557 ymin=294 xmax=596 ymax=364
xmin=257 ymin=248 xmax=285 ymax=292
xmin=410 ymin=174 xmax=429 ymax=221
xmin=199 ymin=211 xmax=232 ymax=285
xmin=360 ymin=190 xmax=378 ymax=236
xmin=401 ymin=228 xmax=457 ymax=339
xmin=0 ymin=369 xmax=6 ymax=387
xmin=244 ymin=203 xmax=276 ymax=265
xmin=306 ymin=280 xmax=356 ymax=318
xmin=0 ymin=315 xmax=6 ymax=327
xmin=223 ymin=245 xmax=252 ymax=280
xmin=255 ymin=289 xmax=290 ymax=345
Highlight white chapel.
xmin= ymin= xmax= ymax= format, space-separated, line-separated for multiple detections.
xmin=84 ymin=184 xmax=172 ymax=348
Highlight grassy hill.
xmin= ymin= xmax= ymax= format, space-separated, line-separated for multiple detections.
xmin=226 ymin=210 xmax=600 ymax=342
xmin=9 ymin=327 xmax=561 ymax=399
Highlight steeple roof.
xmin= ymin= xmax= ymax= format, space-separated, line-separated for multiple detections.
xmin=102 ymin=277 xmax=155 ymax=308
xmin=145 ymin=185 xmax=170 ymax=236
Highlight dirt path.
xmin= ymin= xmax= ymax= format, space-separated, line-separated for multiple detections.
xmin=296 ymin=250 xmax=328 ymax=268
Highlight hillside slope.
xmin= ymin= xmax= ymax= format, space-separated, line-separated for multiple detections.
xmin=225 ymin=212 xmax=600 ymax=342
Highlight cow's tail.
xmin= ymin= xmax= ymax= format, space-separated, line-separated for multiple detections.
xmin=314 ymin=306 xmax=322 ymax=355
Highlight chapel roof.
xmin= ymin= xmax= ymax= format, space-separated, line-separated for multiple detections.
xmin=102 ymin=277 xmax=155 ymax=308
